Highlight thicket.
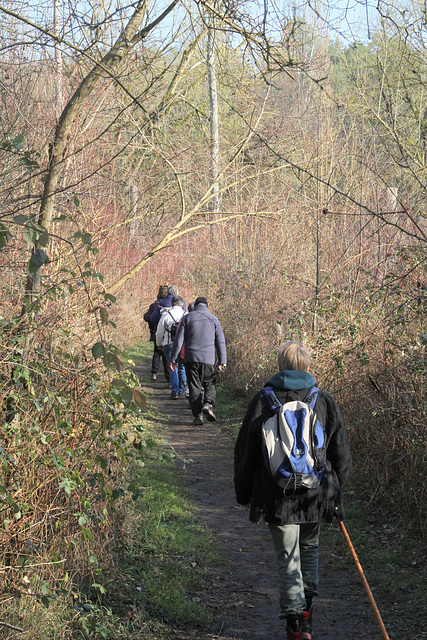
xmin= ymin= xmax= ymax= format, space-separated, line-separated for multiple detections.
xmin=0 ymin=283 xmax=151 ymax=632
xmin=181 ymin=217 xmax=425 ymax=538
xmin=0 ymin=0 xmax=426 ymax=636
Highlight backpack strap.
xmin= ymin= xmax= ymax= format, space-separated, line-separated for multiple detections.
xmin=304 ymin=386 xmax=325 ymax=467
xmin=305 ymin=386 xmax=320 ymax=409
xmin=263 ymin=385 xmax=320 ymax=411
xmin=166 ymin=309 xmax=177 ymax=325
xmin=165 ymin=310 xmax=176 ymax=334
xmin=262 ymin=386 xmax=282 ymax=413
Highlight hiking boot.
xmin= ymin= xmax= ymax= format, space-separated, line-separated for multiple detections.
xmin=193 ymin=414 xmax=204 ymax=425
xmin=170 ymin=391 xmax=179 ymax=399
xmin=202 ymin=403 xmax=216 ymax=422
xmin=301 ymin=607 xmax=313 ymax=640
xmin=150 ymin=373 xmax=157 ymax=381
xmin=285 ymin=615 xmax=301 ymax=640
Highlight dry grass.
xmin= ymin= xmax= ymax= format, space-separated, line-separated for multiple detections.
xmin=183 ymin=223 xmax=426 ymax=540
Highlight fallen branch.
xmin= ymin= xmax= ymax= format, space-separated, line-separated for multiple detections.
xmin=0 ymin=621 xmax=24 ymax=632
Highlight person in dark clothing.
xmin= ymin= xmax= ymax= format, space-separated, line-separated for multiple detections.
xmin=170 ymin=296 xmax=226 ymax=425
xmin=234 ymin=341 xmax=352 ymax=640
xmin=143 ymin=285 xmax=169 ymax=382
xmin=149 ymin=284 xmax=187 ymax=328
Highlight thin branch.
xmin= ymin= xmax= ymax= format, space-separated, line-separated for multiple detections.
xmin=0 ymin=621 xmax=24 ymax=632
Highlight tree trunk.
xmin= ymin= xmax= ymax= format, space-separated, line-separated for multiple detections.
xmin=207 ymin=22 xmax=220 ymax=213
xmin=23 ymin=0 xmax=178 ymax=305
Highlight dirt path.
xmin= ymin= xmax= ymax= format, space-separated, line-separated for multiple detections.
xmin=137 ymin=365 xmax=384 ymax=640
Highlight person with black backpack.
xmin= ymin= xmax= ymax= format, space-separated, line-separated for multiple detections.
xmin=143 ymin=285 xmax=169 ymax=382
xmin=234 ymin=341 xmax=352 ymax=640
xmin=156 ymin=296 xmax=187 ymax=399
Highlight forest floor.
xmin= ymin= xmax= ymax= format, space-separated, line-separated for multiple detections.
xmin=134 ymin=360 xmax=407 ymax=640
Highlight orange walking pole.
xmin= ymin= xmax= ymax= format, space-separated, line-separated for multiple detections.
xmin=336 ymin=516 xmax=391 ymax=640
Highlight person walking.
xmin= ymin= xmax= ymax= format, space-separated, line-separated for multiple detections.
xmin=143 ymin=285 xmax=169 ymax=382
xmin=155 ymin=296 xmax=187 ymax=399
xmin=149 ymin=285 xmax=186 ymax=328
xmin=234 ymin=341 xmax=352 ymax=640
xmin=170 ymin=296 xmax=226 ymax=425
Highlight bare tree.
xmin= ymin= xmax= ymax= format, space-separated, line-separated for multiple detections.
xmin=207 ymin=14 xmax=220 ymax=213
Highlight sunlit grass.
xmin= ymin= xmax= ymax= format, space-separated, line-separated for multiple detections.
xmin=112 ymin=453 xmax=218 ymax=626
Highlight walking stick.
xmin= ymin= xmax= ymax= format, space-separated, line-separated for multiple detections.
xmin=335 ymin=515 xmax=391 ymax=640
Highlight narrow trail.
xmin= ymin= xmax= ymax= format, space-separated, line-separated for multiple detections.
xmin=136 ymin=364 xmax=384 ymax=640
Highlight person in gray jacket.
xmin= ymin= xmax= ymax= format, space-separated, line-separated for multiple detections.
xmin=170 ymin=296 xmax=226 ymax=425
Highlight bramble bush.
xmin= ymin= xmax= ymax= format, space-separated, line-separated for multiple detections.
xmin=0 ymin=249 xmax=149 ymax=635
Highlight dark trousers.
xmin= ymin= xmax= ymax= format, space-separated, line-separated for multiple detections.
xmin=184 ymin=362 xmax=216 ymax=417
xmin=151 ymin=341 xmax=169 ymax=379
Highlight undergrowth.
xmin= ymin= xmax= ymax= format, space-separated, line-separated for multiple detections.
xmin=0 ymin=333 xmax=217 ymax=639
xmin=2 ymin=331 xmax=424 ymax=639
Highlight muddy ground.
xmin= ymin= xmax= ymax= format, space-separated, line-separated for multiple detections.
xmin=136 ymin=364 xmax=391 ymax=640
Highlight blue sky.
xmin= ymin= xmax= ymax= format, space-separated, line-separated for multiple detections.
xmin=300 ymin=0 xmax=380 ymax=42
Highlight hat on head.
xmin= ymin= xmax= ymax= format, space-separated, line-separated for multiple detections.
xmin=195 ymin=296 xmax=208 ymax=306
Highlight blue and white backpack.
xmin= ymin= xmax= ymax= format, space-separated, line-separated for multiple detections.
xmin=261 ymin=386 xmax=326 ymax=494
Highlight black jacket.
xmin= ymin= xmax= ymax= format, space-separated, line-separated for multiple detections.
xmin=234 ymin=373 xmax=352 ymax=525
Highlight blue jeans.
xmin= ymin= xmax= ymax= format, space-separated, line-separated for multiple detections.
xmin=163 ymin=344 xmax=186 ymax=394
xmin=268 ymin=522 xmax=319 ymax=618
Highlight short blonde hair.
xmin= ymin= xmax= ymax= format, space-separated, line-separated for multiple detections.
xmin=277 ymin=341 xmax=311 ymax=372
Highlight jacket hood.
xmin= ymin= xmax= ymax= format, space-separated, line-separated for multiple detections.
xmin=267 ymin=370 xmax=316 ymax=391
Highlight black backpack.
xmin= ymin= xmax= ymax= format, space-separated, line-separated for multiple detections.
xmin=166 ymin=310 xmax=180 ymax=342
